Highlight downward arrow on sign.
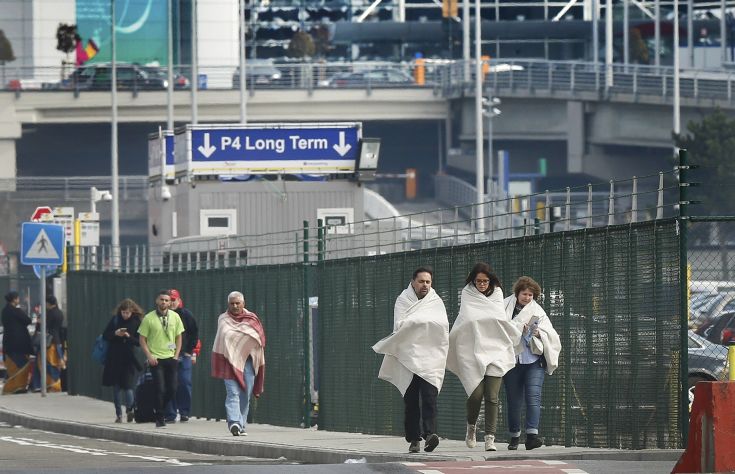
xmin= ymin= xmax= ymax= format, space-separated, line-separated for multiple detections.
xmin=198 ymin=133 xmax=216 ymax=158
xmin=332 ymin=131 xmax=352 ymax=157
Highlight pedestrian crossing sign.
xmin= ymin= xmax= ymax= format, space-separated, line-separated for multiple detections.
xmin=21 ymin=222 xmax=65 ymax=266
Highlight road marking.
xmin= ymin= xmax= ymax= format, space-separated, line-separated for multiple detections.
xmin=0 ymin=436 xmax=193 ymax=466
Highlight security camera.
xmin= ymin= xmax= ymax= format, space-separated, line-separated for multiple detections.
xmin=101 ymin=191 xmax=113 ymax=201
xmin=161 ymin=186 xmax=172 ymax=201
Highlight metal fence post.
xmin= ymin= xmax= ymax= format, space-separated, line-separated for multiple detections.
xmin=608 ymin=179 xmax=615 ymax=226
xmin=317 ymin=218 xmax=324 ymax=262
xmin=657 ymin=171 xmax=664 ymax=219
xmin=678 ymin=148 xmax=690 ymax=447
xmin=545 ymin=190 xmax=551 ymax=233
xmin=302 ymin=220 xmax=312 ymax=428
xmin=587 ymin=183 xmax=593 ymax=228
xmin=631 ymin=176 xmax=638 ymax=223
xmin=565 ymin=186 xmax=571 ymax=231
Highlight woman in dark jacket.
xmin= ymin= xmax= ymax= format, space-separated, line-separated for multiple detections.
xmin=2 ymin=291 xmax=34 ymax=394
xmin=102 ymin=298 xmax=144 ymax=423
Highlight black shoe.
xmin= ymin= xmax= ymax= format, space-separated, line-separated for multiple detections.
xmin=126 ymin=410 xmax=134 ymax=423
xmin=230 ymin=423 xmax=242 ymax=436
xmin=508 ymin=436 xmax=520 ymax=450
xmin=525 ymin=434 xmax=543 ymax=450
xmin=424 ymin=433 xmax=439 ymax=452
xmin=179 ymin=416 xmax=189 ymax=422
xmin=155 ymin=419 xmax=166 ymax=428
xmin=408 ymin=440 xmax=420 ymax=453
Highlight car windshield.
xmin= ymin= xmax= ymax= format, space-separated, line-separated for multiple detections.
xmin=692 ymin=293 xmax=724 ymax=312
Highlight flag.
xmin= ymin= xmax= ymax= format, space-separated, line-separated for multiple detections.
xmin=75 ymin=38 xmax=98 ymax=66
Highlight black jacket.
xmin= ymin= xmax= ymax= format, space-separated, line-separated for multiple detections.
xmin=43 ymin=306 xmax=64 ymax=346
xmin=177 ymin=307 xmax=198 ymax=355
xmin=101 ymin=314 xmax=143 ymax=389
xmin=1 ymin=303 xmax=33 ymax=355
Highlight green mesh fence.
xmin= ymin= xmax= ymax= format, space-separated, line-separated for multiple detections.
xmin=317 ymin=219 xmax=682 ymax=448
xmin=66 ymin=263 xmax=307 ymax=427
xmin=61 ymin=219 xmax=684 ymax=447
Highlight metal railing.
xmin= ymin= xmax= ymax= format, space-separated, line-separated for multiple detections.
xmin=66 ymin=170 xmax=679 ymax=272
xmin=5 ymin=59 xmax=735 ymax=104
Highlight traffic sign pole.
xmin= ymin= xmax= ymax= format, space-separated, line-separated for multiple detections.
xmin=40 ymin=265 xmax=47 ymax=397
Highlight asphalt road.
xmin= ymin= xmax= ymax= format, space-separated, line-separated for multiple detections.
xmin=0 ymin=421 xmax=677 ymax=474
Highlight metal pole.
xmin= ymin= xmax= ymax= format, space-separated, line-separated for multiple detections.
xmin=463 ymin=0 xmax=470 ymax=81
xmin=657 ymin=171 xmax=664 ymax=219
xmin=721 ymin=0 xmax=727 ymax=65
xmin=592 ymin=0 xmax=599 ymax=68
xmin=486 ymin=115 xmax=493 ymax=197
xmin=623 ymin=0 xmax=630 ymax=69
xmin=191 ymin=0 xmax=199 ymax=124
xmin=239 ymin=0 xmax=247 ymax=124
xmin=586 ymin=183 xmax=593 ymax=228
xmin=40 ymin=266 xmax=47 ymax=397
xmin=687 ymin=0 xmax=694 ymax=68
xmin=605 ymin=0 xmax=613 ymax=89
xmin=565 ymin=186 xmax=571 ymax=231
xmin=631 ymin=176 xmax=638 ymax=223
xmin=608 ymin=179 xmax=615 ymax=226
xmin=674 ymin=0 xmax=681 ymax=136
xmin=302 ymin=220 xmax=312 ymax=428
xmin=655 ymin=0 xmax=661 ymax=67
xmin=474 ymin=0 xmax=485 ymax=233
xmin=167 ymin=0 xmax=174 ymax=131
xmin=111 ymin=0 xmax=120 ymax=268
xmin=678 ymin=148 xmax=689 ymax=446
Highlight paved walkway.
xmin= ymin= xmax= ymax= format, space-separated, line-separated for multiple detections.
xmin=0 ymin=392 xmax=681 ymax=464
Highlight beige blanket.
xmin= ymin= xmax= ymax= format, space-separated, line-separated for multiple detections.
xmin=372 ymin=285 xmax=449 ymax=395
xmin=503 ymin=295 xmax=562 ymax=375
xmin=447 ymin=285 xmax=523 ymax=396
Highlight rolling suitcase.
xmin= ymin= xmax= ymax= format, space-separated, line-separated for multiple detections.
xmin=134 ymin=369 xmax=156 ymax=423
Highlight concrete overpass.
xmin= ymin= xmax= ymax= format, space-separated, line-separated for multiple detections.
xmin=4 ymin=59 xmax=735 ymax=184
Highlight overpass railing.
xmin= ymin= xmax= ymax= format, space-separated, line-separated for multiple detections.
xmin=5 ymin=59 xmax=734 ymax=103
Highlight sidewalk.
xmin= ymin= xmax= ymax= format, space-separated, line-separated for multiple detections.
xmin=0 ymin=392 xmax=681 ymax=464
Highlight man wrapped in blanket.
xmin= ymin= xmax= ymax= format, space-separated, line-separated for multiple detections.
xmin=373 ymin=266 xmax=449 ymax=453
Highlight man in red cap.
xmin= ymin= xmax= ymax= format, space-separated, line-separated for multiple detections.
xmin=165 ymin=289 xmax=199 ymax=423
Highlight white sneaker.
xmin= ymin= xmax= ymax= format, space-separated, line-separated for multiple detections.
xmin=465 ymin=423 xmax=477 ymax=448
xmin=484 ymin=434 xmax=497 ymax=451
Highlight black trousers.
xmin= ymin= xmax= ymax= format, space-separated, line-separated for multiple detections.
xmin=150 ymin=358 xmax=178 ymax=422
xmin=403 ymin=374 xmax=438 ymax=442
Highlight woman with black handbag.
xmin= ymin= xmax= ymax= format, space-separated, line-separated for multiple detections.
xmin=102 ymin=298 xmax=144 ymax=423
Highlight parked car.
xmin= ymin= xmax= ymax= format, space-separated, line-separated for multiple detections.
xmin=232 ymin=59 xmax=283 ymax=88
xmin=58 ymin=63 xmax=188 ymax=91
xmin=690 ymin=291 xmax=735 ymax=328
xmin=695 ymin=311 xmax=735 ymax=345
xmin=318 ymin=68 xmax=417 ymax=88
xmin=688 ymin=329 xmax=730 ymax=411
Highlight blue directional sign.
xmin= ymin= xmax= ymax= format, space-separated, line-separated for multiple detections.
xmin=21 ymin=223 xmax=65 ymax=266
xmin=176 ymin=123 xmax=362 ymax=176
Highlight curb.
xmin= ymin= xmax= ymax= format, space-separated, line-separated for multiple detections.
xmin=0 ymin=407 xmax=460 ymax=464
xmin=0 ymin=407 xmax=682 ymax=464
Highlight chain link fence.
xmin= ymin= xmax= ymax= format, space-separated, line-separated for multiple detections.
xmin=684 ymin=217 xmax=735 ymax=413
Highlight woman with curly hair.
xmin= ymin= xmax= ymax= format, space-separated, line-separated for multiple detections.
xmin=102 ymin=298 xmax=145 ymax=423
xmin=502 ymin=276 xmax=561 ymax=450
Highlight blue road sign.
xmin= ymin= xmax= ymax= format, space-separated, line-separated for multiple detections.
xmin=191 ymin=126 xmax=359 ymax=162
xmin=21 ymin=223 xmax=65 ymax=266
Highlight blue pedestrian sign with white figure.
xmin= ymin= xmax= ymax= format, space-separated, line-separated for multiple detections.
xmin=174 ymin=123 xmax=362 ymax=177
xmin=21 ymin=222 xmax=65 ymax=266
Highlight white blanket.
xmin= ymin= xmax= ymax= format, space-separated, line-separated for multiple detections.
xmin=503 ymin=295 xmax=562 ymax=375
xmin=372 ymin=285 xmax=449 ymax=395
xmin=447 ymin=285 xmax=523 ymax=396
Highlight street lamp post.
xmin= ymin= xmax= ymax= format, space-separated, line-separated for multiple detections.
xmin=482 ymin=97 xmax=501 ymax=238
xmin=474 ymin=0 xmax=484 ymax=234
